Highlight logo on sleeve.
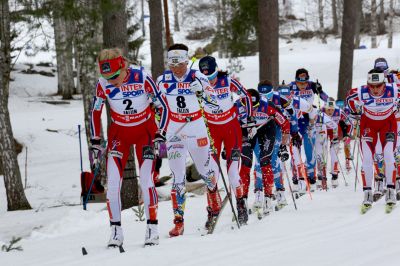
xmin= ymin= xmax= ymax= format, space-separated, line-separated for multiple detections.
xmin=197 ymin=137 xmax=208 ymax=147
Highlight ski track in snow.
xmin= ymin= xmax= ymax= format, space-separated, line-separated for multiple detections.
xmin=1 ymin=31 xmax=400 ymax=265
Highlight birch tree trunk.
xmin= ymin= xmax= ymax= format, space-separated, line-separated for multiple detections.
xmin=371 ymin=0 xmax=377 ymax=48
xmin=354 ymin=0 xmax=362 ymax=49
xmin=53 ymin=0 xmax=75 ymax=100
xmin=388 ymin=0 xmax=393 ymax=48
xmin=0 ymin=0 xmax=31 ymax=211
xmin=331 ymin=0 xmax=338 ymax=34
xmin=172 ymin=0 xmax=180 ymax=32
xmin=337 ymin=0 xmax=358 ymax=100
xmin=149 ymin=0 xmax=165 ymax=78
xmin=318 ymin=0 xmax=326 ymax=43
xmin=258 ymin=0 xmax=279 ymax=85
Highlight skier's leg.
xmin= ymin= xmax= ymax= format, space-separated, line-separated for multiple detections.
xmin=240 ymin=127 xmax=256 ymax=198
xmin=165 ymin=127 xmax=188 ymax=236
xmin=272 ymin=126 xmax=284 ymax=191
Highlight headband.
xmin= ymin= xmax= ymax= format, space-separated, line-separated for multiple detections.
xmin=167 ymin=50 xmax=189 ymax=65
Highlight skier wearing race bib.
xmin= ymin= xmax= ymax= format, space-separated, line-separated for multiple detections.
xmin=90 ymin=48 xmax=167 ymax=247
xmin=198 ymin=56 xmax=252 ymax=229
xmin=155 ymin=44 xmax=220 ymax=237
xmin=289 ymin=68 xmax=329 ymax=187
xmin=238 ymin=89 xmax=290 ymax=222
xmin=346 ymin=68 xmax=399 ymax=213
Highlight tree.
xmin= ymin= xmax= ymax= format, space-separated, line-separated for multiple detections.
xmin=371 ymin=0 xmax=377 ymax=48
xmin=148 ymin=0 xmax=164 ymax=78
xmin=258 ymin=0 xmax=279 ymax=85
xmin=354 ymin=0 xmax=363 ymax=49
xmin=388 ymin=0 xmax=393 ymax=48
xmin=172 ymin=0 xmax=180 ymax=32
xmin=378 ymin=0 xmax=385 ymax=34
xmin=0 ymin=0 xmax=31 ymax=211
xmin=53 ymin=0 xmax=75 ymax=100
xmin=337 ymin=0 xmax=358 ymax=100
xmin=318 ymin=0 xmax=326 ymax=43
xmin=331 ymin=0 xmax=339 ymax=34
xmin=101 ymin=0 xmax=139 ymax=210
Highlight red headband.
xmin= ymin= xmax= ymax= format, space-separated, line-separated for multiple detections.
xmin=99 ymin=56 xmax=125 ymax=76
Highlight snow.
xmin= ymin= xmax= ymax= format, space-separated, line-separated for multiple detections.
xmin=2 ymin=5 xmax=400 ymax=265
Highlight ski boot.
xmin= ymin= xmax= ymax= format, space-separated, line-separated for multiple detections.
xmin=373 ymin=179 xmax=385 ymax=202
xmin=396 ymin=178 xmax=400 ymax=201
xmin=263 ymin=194 xmax=274 ymax=216
xmin=169 ymin=218 xmax=184 ymax=237
xmin=385 ymin=186 xmax=396 ymax=213
xmin=144 ymin=220 xmax=159 ymax=246
xmin=298 ymin=178 xmax=307 ymax=196
xmin=308 ymin=178 xmax=316 ymax=192
xmin=360 ymin=188 xmax=373 ymax=214
xmin=331 ymin=174 xmax=339 ymax=188
xmin=237 ymin=197 xmax=248 ymax=225
xmin=108 ymin=222 xmax=124 ymax=248
xmin=204 ymin=207 xmax=219 ymax=232
xmin=275 ymin=190 xmax=287 ymax=211
xmin=345 ymin=158 xmax=352 ymax=172
xmin=252 ymin=189 xmax=264 ymax=214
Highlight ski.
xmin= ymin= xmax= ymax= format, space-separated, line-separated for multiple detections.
xmin=254 ymin=206 xmax=263 ymax=220
xmin=385 ymin=203 xmax=396 ymax=214
xmin=81 ymin=245 xmax=125 ymax=255
xmin=207 ymin=195 xmax=229 ymax=234
xmin=360 ymin=204 xmax=372 ymax=214
xmin=274 ymin=203 xmax=287 ymax=211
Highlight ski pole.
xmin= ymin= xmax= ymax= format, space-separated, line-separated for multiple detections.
xmin=78 ymin=125 xmax=83 ymax=173
xmin=333 ymin=142 xmax=349 ymax=186
xmin=282 ymin=161 xmax=297 ymax=210
xmin=194 ymin=87 xmax=240 ymax=229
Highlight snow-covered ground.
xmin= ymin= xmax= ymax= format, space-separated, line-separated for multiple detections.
xmin=2 ymin=16 xmax=400 ymax=266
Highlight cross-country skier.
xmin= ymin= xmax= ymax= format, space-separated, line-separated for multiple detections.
xmin=198 ymin=56 xmax=252 ymax=229
xmin=90 ymin=48 xmax=166 ymax=247
xmin=289 ymin=68 xmax=329 ymax=186
xmin=155 ymin=44 xmax=220 ymax=236
xmin=346 ymin=68 xmax=399 ymax=213
xmin=322 ymin=97 xmax=351 ymax=188
xmin=239 ymin=89 xmax=290 ymax=222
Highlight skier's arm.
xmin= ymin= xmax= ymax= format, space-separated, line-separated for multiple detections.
xmin=297 ymin=96 xmax=317 ymax=120
xmin=230 ymin=77 xmax=253 ymax=116
xmin=311 ymin=81 xmax=329 ymax=102
xmin=90 ymin=80 xmax=107 ymax=140
xmin=144 ymin=72 xmax=168 ymax=131
xmin=156 ymin=76 xmax=169 ymax=133
xmin=266 ymin=102 xmax=290 ymax=134
xmin=346 ymin=87 xmax=362 ymax=115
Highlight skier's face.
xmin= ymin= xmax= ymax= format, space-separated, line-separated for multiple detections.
xmin=296 ymin=81 xmax=308 ymax=90
xmin=368 ymin=83 xmax=385 ymax=97
xmin=169 ymin=62 xmax=188 ymax=78
xmin=106 ymin=68 xmax=127 ymax=88
xmin=325 ymin=108 xmax=335 ymax=116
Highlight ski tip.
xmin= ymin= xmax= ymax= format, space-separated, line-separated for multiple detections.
xmin=82 ymin=247 xmax=88 ymax=256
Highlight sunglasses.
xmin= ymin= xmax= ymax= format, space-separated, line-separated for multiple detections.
xmin=103 ymin=69 xmax=121 ymax=81
xmin=168 ymin=62 xmax=187 ymax=68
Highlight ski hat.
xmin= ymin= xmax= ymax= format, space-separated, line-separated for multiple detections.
xmin=257 ymin=80 xmax=274 ymax=94
xmin=246 ymin=88 xmax=260 ymax=107
xmin=98 ymin=56 xmax=125 ymax=80
xmin=324 ymin=97 xmax=336 ymax=109
xmin=199 ymin=56 xmax=218 ymax=80
xmin=374 ymin=58 xmax=389 ymax=71
xmin=295 ymin=68 xmax=309 ymax=82
xmin=367 ymin=68 xmax=385 ymax=85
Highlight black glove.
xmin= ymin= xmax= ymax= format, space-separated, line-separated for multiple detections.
xmin=312 ymin=81 xmax=323 ymax=94
xmin=331 ymin=137 xmax=339 ymax=145
xmin=221 ymin=149 xmax=227 ymax=160
xmin=291 ymin=132 xmax=302 ymax=149
xmin=278 ymin=144 xmax=289 ymax=162
xmin=90 ymin=139 xmax=103 ymax=171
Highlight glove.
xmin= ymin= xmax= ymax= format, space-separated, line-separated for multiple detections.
xmin=90 ymin=139 xmax=104 ymax=171
xmin=312 ymin=81 xmax=323 ymax=94
xmin=331 ymin=137 xmax=339 ymax=145
xmin=291 ymin=132 xmax=302 ymax=149
xmin=153 ymin=130 xmax=166 ymax=152
xmin=248 ymin=127 xmax=257 ymax=139
xmin=278 ymin=144 xmax=289 ymax=162
xmin=190 ymin=78 xmax=202 ymax=93
xmin=221 ymin=149 xmax=227 ymax=160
